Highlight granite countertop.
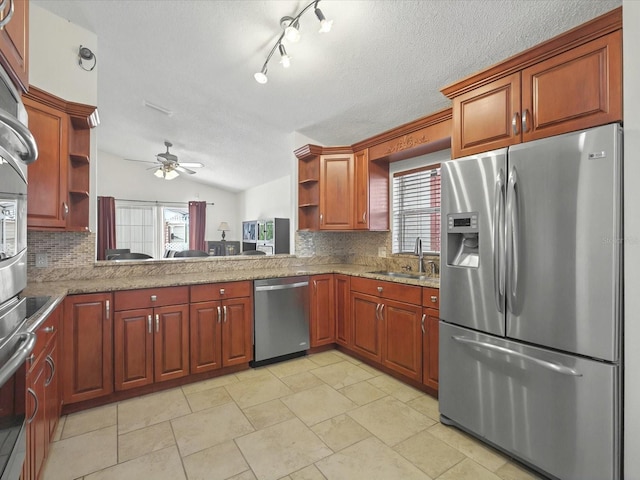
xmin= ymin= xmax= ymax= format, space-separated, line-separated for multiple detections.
xmin=23 ymin=263 xmax=439 ymax=299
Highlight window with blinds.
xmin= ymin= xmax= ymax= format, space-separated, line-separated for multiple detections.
xmin=392 ymin=164 xmax=441 ymax=254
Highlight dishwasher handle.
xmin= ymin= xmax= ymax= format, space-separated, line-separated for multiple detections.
xmin=255 ymin=281 xmax=309 ymax=292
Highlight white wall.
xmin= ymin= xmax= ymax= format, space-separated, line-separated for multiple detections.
xmin=623 ymin=2 xmax=640 ymax=477
xmin=239 ymin=175 xmax=291 ymax=221
xmin=29 ymin=5 xmax=100 ymax=231
xmin=97 ymin=150 xmax=240 ymax=242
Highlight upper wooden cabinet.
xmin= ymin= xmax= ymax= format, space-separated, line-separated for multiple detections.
xmin=295 ymin=145 xmax=389 ymax=231
xmin=23 ymin=87 xmax=98 ymax=231
xmin=0 ymin=0 xmax=28 ymax=92
xmin=443 ymin=8 xmax=622 ymax=158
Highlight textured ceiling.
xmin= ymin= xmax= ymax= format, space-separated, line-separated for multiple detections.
xmin=33 ymin=0 xmax=621 ymax=192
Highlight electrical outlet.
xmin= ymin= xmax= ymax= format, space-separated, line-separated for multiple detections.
xmin=35 ymin=253 xmax=48 ymax=268
xmin=378 ymin=247 xmax=387 ymax=257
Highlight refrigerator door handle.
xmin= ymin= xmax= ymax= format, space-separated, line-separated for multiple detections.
xmin=493 ymin=169 xmax=506 ymax=313
xmin=451 ymin=335 xmax=583 ymax=377
xmin=506 ymin=167 xmax=520 ymax=313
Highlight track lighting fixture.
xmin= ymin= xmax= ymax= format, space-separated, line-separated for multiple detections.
xmin=254 ymin=0 xmax=333 ymax=84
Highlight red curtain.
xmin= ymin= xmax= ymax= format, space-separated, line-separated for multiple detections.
xmin=188 ymin=201 xmax=207 ymax=251
xmin=97 ymin=196 xmax=116 ymax=260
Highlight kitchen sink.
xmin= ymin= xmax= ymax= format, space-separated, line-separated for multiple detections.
xmin=368 ymin=270 xmax=431 ymax=281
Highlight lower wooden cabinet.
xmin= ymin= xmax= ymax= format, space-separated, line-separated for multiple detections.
xmin=24 ymin=305 xmax=62 ymax=480
xmin=310 ymin=275 xmax=335 ymax=347
xmin=189 ymin=282 xmax=253 ymax=374
xmin=62 ymin=293 xmax=113 ymax=404
xmin=114 ymin=304 xmax=190 ymax=391
xmin=113 ymin=288 xmax=190 ymax=391
xmin=350 ymin=277 xmax=423 ymax=382
xmin=334 ymin=275 xmax=351 ymax=347
xmin=422 ymin=287 xmax=440 ymax=392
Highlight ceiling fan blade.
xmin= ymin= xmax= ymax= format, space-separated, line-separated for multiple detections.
xmin=175 ymin=165 xmax=196 ymax=175
xmin=178 ymin=162 xmax=204 ymax=168
xmin=125 ymin=158 xmax=158 ymax=165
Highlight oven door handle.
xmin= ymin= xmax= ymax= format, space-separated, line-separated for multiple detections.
xmin=0 ymin=108 xmax=38 ymax=163
xmin=0 ymin=332 xmax=36 ymax=386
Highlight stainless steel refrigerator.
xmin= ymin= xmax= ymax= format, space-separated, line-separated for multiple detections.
xmin=439 ymin=123 xmax=622 ymax=480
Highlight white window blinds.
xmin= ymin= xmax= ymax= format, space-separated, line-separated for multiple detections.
xmin=392 ymin=165 xmax=441 ymax=254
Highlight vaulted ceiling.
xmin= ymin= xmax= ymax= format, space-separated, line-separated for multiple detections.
xmin=34 ymin=0 xmax=621 ymax=192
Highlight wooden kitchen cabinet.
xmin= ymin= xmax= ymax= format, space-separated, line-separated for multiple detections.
xmin=62 ymin=293 xmax=113 ymax=404
xmin=189 ymin=282 xmax=253 ymax=374
xmin=23 ymin=87 xmax=98 ymax=231
xmin=350 ymin=277 xmax=423 ymax=381
xmin=444 ymin=12 xmax=622 ymax=159
xmin=295 ymin=145 xmax=389 ymax=232
xmin=310 ymin=275 xmax=335 ymax=347
xmin=319 ymin=153 xmax=354 ymax=230
xmin=25 ymin=305 xmax=62 ymax=480
xmin=0 ymin=0 xmax=28 ymax=92
xmin=334 ymin=274 xmax=351 ymax=347
xmin=114 ymin=287 xmax=190 ymax=391
xmin=422 ymin=287 xmax=440 ymax=392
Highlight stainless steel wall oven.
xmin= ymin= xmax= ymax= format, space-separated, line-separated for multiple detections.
xmin=0 ymin=57 xmax=38 ymax=480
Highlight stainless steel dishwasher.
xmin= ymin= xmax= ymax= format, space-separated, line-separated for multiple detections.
xmin=253 ymin=276 xmax=310 ymax=366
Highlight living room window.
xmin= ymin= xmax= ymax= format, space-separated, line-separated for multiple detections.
xmin=392 ymin=164 xmax=441 ymax=254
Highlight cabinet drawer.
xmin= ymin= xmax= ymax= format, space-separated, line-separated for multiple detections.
xmin=114 ymin=286 xmax=189 ymax=311
xmin=351 ymin=277 xmax=422 ymax=305
xmin=30 ymin=307 xmax=60 ymax=370
xmin=190 ymin=281 xmax=252 ymax=302
xmin=422 ymin=287 xmax=440 ymax=309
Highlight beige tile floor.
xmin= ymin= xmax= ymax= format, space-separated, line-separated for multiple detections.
xmin=42 ymin=350 xmax=544 ymax=480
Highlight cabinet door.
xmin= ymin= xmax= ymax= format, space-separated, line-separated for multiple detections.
xmin=521 ymin=30 xmax=622 ymax=143
xmin=62 ymin=294 xmax=113 ymax=404
xmin=353 ymin=149 xmax=369 ymax=230
xmin=26 ymin=358 xmax=47 ymax=480
xmin=190 ymin=301 xmax=222 ymax=374
xmin=382 ymin=299 xmax=423 ymax=381
xmin=154 ymin=304 xmax=190 ymax=382
xmin=422 ymin=310 xmax=439 ymax=391
xmin=24 ymin=97 xmax=69 ymax=229
xmin=0 ymin=0 xmax=28 ymax=91
xmin=44 ymin=335 xmax=61 ymax=442
xmin=319 ymin=153 xmax=354 ymax=230
xmin=335 ymin=275 xmax=351 ymax=347
xmin=350 ymin=292 xmax=382 ymax=363
xmin=114 ymin=308 xmax=154 ymax=391
xmin=310 ymin=275 xmax=335 ymax=347
xmin=452 ymin=72 xmax=521 ymax=158
xmin=221 ymin=297 xmax=253 ymax=366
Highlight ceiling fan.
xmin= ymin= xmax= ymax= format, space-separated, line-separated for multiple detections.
xmin=126 ymin=141 xmax=204 ymax=180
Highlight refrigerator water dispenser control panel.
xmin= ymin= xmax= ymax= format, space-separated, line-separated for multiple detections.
xmin=447 ymin=212 xmax=478 ymax=233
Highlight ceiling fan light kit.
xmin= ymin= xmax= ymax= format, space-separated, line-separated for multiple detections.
xmin=254 ymin=0 xmax=332 ymax=84
xmin=126 ymin=140 xmax=204 ymax=180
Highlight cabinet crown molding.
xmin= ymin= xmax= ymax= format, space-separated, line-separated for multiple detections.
xmin=23 ymin=85 xmax=98 ymax=128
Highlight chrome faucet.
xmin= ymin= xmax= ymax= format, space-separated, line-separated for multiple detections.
xmin=414 ymin=237 xmax=424 ymax=273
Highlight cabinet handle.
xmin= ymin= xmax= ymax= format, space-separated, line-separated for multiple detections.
xmin=217 ymin=306 xmax=222 ymax=323
xmin=375 ymin=303 xmax=381 ymax=321
xmin=147 ymin=315 xmax=152 ymax=333
xmin=45 ymin=355 xmax=55 ymax=387
xmin=511 ymin=112 xmax=520 ymax=136
xmin=43 ymin=326 xmax=55 ymax=333
xmin=27 ymin=388 xmax=38 ymax=423
xmin=421 ymin=313 xmax=426 ymax=334
xmin=0 ymin=0 xmax=14 ymax=30
xmin=105 ymin=300 xmax=110 ymax=319
xmin=28 ymin=353 xmax=35 ymax=366
xmin=377 ymin=286 xmax=383 ymax=293
xmin=521 ymin=109 xmax=531 ymax=133
xmin=320 ymin=213 xmax=323 ymax=224
xmin=379 ymin=303 xmax=385 ymax=320
xmin=62 ymin=202 xmax=69 ymax=219
xmin=219 ymin=289 xmax=225 ymax=296
xmin=155 ymin=314 xmax=159 ymax=333
xmin=223 ymin=305 xmax=228 ymax=323
xmin=431 ymin=295 xmax=438 ymax=304
xmin=150 ymin=295 xmax=157 ymax=302
xmin=362 ymin=212 xmax=367 ymax=223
